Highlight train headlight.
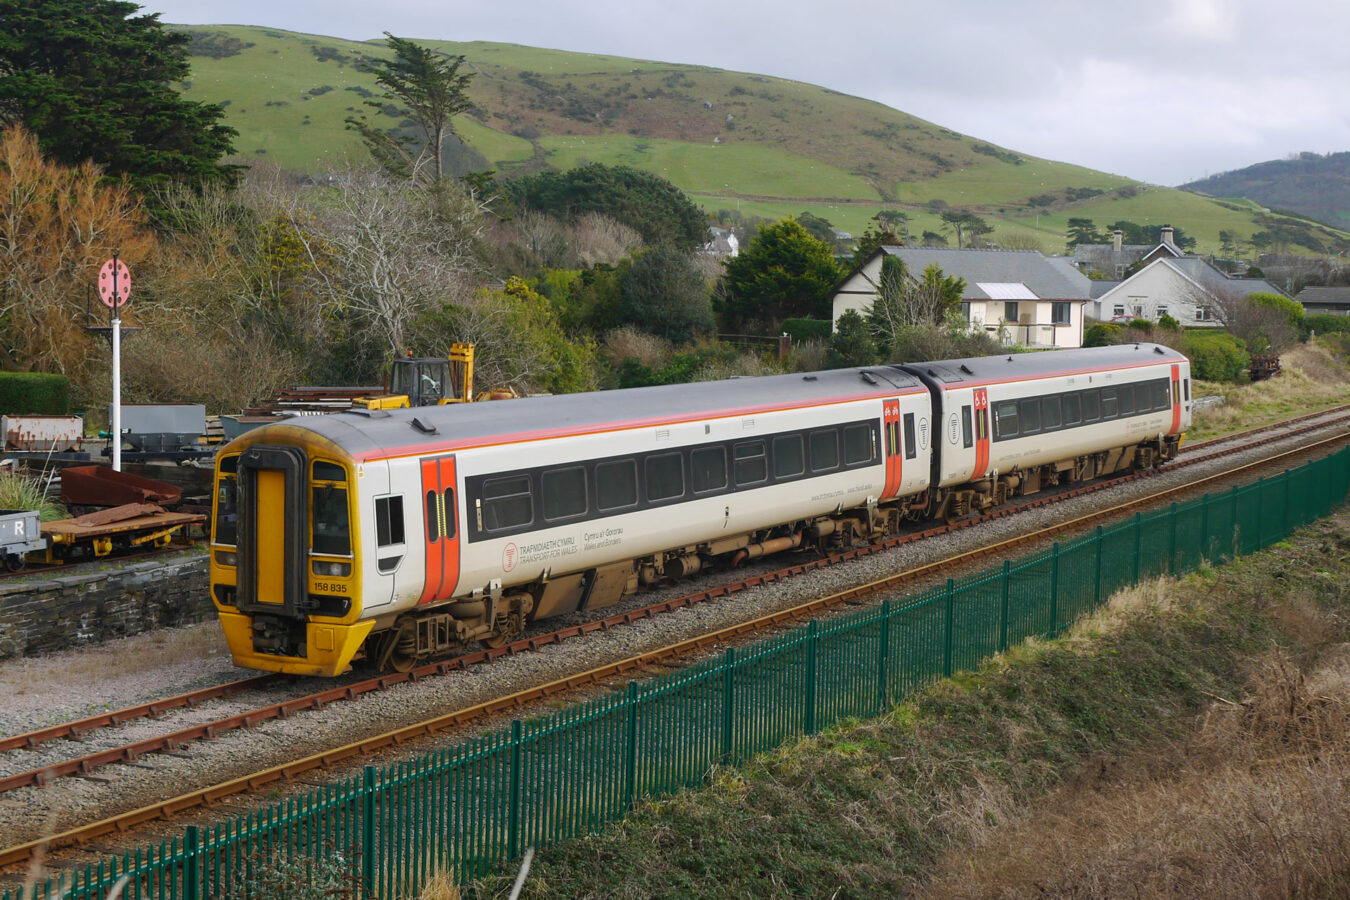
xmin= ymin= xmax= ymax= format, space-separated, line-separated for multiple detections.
xmin=312 ymin=560 xmax=352 ymax=577
xmin=214 ymin=550 xmax=238 ymax=567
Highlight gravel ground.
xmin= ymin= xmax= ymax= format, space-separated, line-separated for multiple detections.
xmin=0 ymin=416 xmax=1345 ymax=873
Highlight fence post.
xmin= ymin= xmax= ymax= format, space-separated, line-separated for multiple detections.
xmin=1049 ymin=542 xmax=1060 ymax=636
xmin=1282 ymin=469 xmax=1292 ymax=539
xmin=1200 ymin=493 xmax=1210 ymax=561
xmin=624 ymin=681 xmax=639 ymax=811
xmin=721 ymin=647 xmax=736 ymax=764
xmin=1256 ymin=477 xmax=1266 ymax=549
xmin=999 ymin=561 xmax=1010 ymax=652
xmin=1168 ymin=502 xmax=1178 ymax=574
xmin=876 ymin=601 xmax=891 ymax=713
xmin=362 ymin=766 xmax=378 ymax=898
xmin=508 ymin=719 xmax=523 ymax=861
xmin=1231 ymin=485 xmax=1241 ymax=558
xmin=1093 ymin=525 xmax=1104 ymax=606
xmin=943 ymin=579 xmax=955 ymax=679
xmin=184 ymin=825 xmax=200 ymax=900
xmin=805 ymin=620 xmax=819 ymax=734
xmin=1133 ymin=512 xmax=1143 ymax=581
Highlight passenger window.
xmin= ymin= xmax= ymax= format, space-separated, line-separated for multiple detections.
xmin=442 ymin=489 xmax=455 ymax=539
xmin=1184 ymin=379 xmax=1190 ymax=401
xmin=1118 ymin=386 xmax=1135 ymax=416
xmin=1082 ymin=390 xmax=1101 ymax=422
xmin=903 ymin=414 xmax=917 ymax=460
xmin=596 ymin=459 xmax=638 ymax=511
xmin=482 ymin=475 xmax=533 ymax=531
xmin=961 ymin=406 xmax=973 ymax=449
xmin=843 ymin=424 xmax=873 ymax=465
xmin=733 ymin=441 xmax=767 ymax=486
xmin=809 ymin=429 xmax=839 ymax=471
xmin=773 ymin=434 xmax=805 ymax=479
xmin=1063 ymin=393 xmax=1082 ymax=426
xmin=645 ymin=453 xmax=684 ymax=502
xmin=691 ymin=447 xmax=727 ymax=493
xmin=1042 ymin=396 xmax=1062 ymax=430
xmin=1157 ymin=380 xmax=1171 ymax=410
xmin=376 ymin=495 xmax=405 ymax=547
xmin=1019 ymin=398 xmax=1041 ymax=434
xmin=542 ymin=467 xmax=587 ymax=520
xmin=1101 ymin=388 xmax=1119 ymax=419
xmin=994 ymin=401 xmax=1019 ymax=439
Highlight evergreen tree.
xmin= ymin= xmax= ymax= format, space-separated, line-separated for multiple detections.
xmin=716 ymin=219 xmax=842 ymax=332
xmin=0 ymin=0 xmax=238 ymax=192
xmin=346 ymin=33 xmax=475 ymax=184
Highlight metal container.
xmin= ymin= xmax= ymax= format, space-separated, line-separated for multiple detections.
xmin=0 ymin=509 xmax=47 ymax=567
xmin=112 ymin=404 xmax=206 ymax=452
xmin=60 ymin=465 xmax=182 ymax=507
xmin=1 ymin=416 xmax=84 ymax=452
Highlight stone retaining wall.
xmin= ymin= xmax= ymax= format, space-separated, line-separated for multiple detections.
xmin=0 ymin=552 xmax=212 ymax=659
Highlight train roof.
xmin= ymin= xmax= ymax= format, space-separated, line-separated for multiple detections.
xmin=896 ymin=343 xmax=1186 ymax=389
xmin=241 ymin=364 xmax=926 ymax=460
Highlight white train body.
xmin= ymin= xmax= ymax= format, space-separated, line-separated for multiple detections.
xmin=210 ymin=345 xmax=1189 ymax=676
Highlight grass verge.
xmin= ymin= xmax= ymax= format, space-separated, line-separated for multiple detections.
xmin=461 ymin=510 xmax=1350 ymax=899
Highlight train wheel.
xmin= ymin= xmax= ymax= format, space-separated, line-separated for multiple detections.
xmin=376 ymin=619 xmax=419 ymax=673
xmin=483 ymin=612 xmax=524 ymax=649
xmin=3 ymin=553 xmax=24 ymax=572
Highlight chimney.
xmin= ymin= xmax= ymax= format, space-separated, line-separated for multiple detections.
xmin=1112 ymin=230 xmax=1123 ymax=252
xmin=1161 ymin=224 xmax=1175 ymax=246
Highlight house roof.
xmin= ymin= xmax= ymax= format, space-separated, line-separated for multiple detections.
xmin=877 ymin=247 xmax=1091 ymax=301
xmin=1295 ymin=286 xmax=1350 ymax=305
xmin=1097 ymin=257 xmax=1284 ymax=304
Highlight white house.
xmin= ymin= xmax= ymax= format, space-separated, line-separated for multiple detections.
xmin=1093 ymin=257 xmax=1283 ymax=326
xmin=702 ymin=226 xmax=739 ymax=258
xmin=832 ymin=246 xmax=1091 ymax=349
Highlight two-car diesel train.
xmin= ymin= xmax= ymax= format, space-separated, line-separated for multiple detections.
xmin=209 ymin=343 xmax=1192 ymax=676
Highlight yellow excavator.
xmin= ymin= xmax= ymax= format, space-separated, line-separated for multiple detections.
xmin=358 ymin=343 xmax=475 ymax=410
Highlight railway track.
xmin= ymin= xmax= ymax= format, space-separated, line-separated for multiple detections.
xmin=2 ymin=407 xmax=1349 ymax=869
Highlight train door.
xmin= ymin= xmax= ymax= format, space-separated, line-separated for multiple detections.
xmin=235 ymin=445 xmax=308 ymax=615
xmin=881 ymin=399 xmax=904 ymax=499
xmin=364 ymin=461 xmax=399 ymax=609
xmin=417 ymin=455 xmax=460 ymax=605
xmin=971 ymin=388 xmax=991 ymax=478
xmin=1170 ymin=364 xmax=1183 ymax=434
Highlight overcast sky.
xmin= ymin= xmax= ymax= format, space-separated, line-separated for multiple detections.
xmin=141 ymin=0 xmax=1350 ymax=186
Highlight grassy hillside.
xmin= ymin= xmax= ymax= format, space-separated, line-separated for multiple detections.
xmin=177 ymin=26 xmax=1350 ymax=256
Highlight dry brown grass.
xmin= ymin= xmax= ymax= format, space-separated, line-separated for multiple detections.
xmin=1188 ymin=341 xmax=1350 ymax=442
xmin=920 ymin=633 xmax=1350 ymax=899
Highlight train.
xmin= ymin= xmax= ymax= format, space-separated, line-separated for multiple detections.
xmin=209 ymin=343 xmax=1192 ymax=676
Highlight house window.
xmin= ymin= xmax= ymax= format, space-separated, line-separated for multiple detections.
xmin=1004 ymin=301 xmax=1019 ymax=323
xmin=1195 ymin=306 xmax=1211 ymax=321
xmin=1112 ymin=304 xmax=1126 ymax=318
xmin=959 ymin=301 xmax=971 ymax=322
xmin=1051 ymin=301 xmax=1071 ymax=325
xmin=1156 ymin=305 xmax=1169 ymax=319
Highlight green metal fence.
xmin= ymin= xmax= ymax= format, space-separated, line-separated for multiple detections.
xmin=8 ymin=447 xmax=1350 ymax=899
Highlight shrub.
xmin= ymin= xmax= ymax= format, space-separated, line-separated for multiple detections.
xmin=1302 ymin=314 xmax=1350 ymax=337
xmin=1083 ymin=322 xmax=1123 ymax=348
xmin=782 ymin=318 xmax=832 ymax=343
xmin=0 ymin=372 xmax=69 ymax=414
xmin=1182 ymin=331 xmax=1251 ymax=383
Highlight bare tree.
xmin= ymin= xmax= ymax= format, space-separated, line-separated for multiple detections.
xmin=288 ymin=165 xmax=488 ymax=357
xmin=1191 ymin=283 xmax=1297 ymax=353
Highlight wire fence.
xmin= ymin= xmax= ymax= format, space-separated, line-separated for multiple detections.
xmin=8 ymin=446 xmax=1349 ymax=899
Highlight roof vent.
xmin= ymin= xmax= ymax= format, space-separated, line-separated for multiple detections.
xmin=1154 ymin=346 xmax=1165 ymax=355
xmin=411 ymin=417 xmax=438 ymax=435
xmin=860 ymin=371 xmax=877 ymax=385
xmin=960 ymin=364 xmax=974 ymax=375
xmin=1006 ymin=356 xmax=1014 ymax=362
xmin=802 ymin=375 xmax=817 ymax=381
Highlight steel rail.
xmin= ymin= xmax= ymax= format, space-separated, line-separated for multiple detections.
xmin=3 ymin=426 xmax=1347 ymax=869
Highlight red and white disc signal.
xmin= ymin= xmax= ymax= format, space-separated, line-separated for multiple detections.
xmin=98 ymin=258 xmax=131 ymax=309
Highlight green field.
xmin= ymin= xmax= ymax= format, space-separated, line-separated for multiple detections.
xmin=174 ymin=25 xmax=1349 ymax=256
